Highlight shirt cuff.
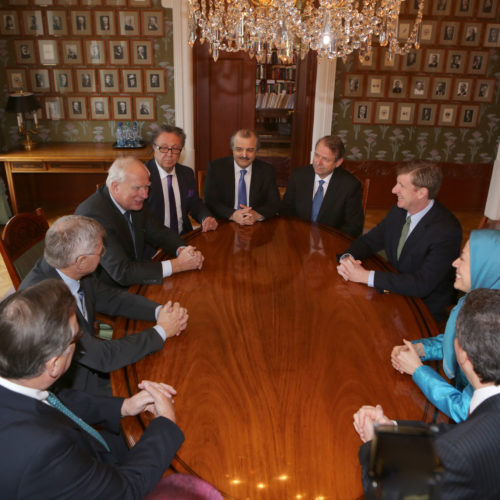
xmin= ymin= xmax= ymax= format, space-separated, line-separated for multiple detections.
xmin=153 ymin=324 xmax=166 ymax=341
xmin=339 ymin=253 xmax=352 ymax=261
xmin=161 ymin=260 xmax=173 ymax=277
xmin=154 ymin=305 xmax=161 ymax=320
xmin=368 ymin=271 xmax=375 ymax=287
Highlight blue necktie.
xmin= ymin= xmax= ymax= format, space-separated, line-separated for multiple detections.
xmin=167 ymin=174 xmax=179 ymax=233
xmin=124 ymin=211 xmax=137 ymax=257
xmin=46 ymin=392 xmax=110 ymax=451
xmin=311 ymin=180 xmax=325 ymax=222
xmin=237 ymin=169 xmax=247 ymax=208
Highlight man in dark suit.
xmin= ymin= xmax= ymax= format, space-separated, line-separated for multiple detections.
xmin=75 ymin=157 xmax=204 ymax=288
xmin=146 ymin=125 xmax=217 ymax=235
xmin=354 ymin=288 xmax=500 ymax=499
xmin=204 ymin=129 xmax=280 ymax=225
xmin=0 ymin=280 xmax=184 ymax=499
xmin=337 ymin=162 xmax=461 ymax=324
xmin=20 ymin=215 xmax=188 ymax=396
xmin=280 ymin=135 xmax=364 ymax=237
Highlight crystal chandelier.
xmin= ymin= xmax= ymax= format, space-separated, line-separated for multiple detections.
xmin=188 ymin=0 xmax=425 ymax=64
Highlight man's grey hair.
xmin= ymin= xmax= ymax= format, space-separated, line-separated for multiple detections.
xmin=44 ymin=215 xmax=105 ymax=269
xmin=106 ymin=156 xmax=149 ymax=188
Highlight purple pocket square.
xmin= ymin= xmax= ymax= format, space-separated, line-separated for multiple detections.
xmin=187 ymin=189 xmax=194 ymax=198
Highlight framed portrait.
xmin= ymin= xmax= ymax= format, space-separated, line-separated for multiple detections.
xmin=446 ymin=50 xmax=466 ymax=74
xmin=477 ymin=0 xmax=498 ymax=18
xmin=135 ymin=96 xmax=155 ymax=120
xmin=398 ymin=20 xmax=411 ymax=41
xmin=467 ymin=51 xmax=489 ymax=75
xmin=23 ymin=11 xmax=44 ymax=36
xmin=352 ymin=101 xmax=373 ymax=124
xmin=47 ymin=10 xmax=68 ymax=36
xmin=90 ymin=96 xmax=110 ymax=120
xmin=37 ymin=40 xmax=59 ymax=65
xmin=407 ymin=0 xmax=430 ymax=15
xmin=344 ymin=74 xmax=364 ymax=97
xmin=437 ymin=104 xmax=458 ymax=127
xmin=409 ymin=76 xmax=430 ymax=99
xmin=416 ymin=103 xmax=437 ymax=126
xmin=129 ymin=0 xmax=152 ymax=6
xmin=461 ymin=23 xmax=482 ymax=47
xmin=14 ymin=40 xmax=36 ymax=64
xmin=1 ymin=11 xmax=20 ymax=35
xmin=81 ymin=0 xmax=103 ymax=5
xmin=432 ymin=0 xmax=451 ymax=16
xmin=365 ymin=75 xmax=386 ymax=98
xmin=388 ymin=75 xmax=408 ymax=98
xmin=61 ymin=40 xmax=83 ymax=64
xmin=99 ymin=69 xmax=120 ymax=92
xmin=30 ymin=69 xmax=51 ymax=92
xmin=131 ymin=40 xmax=152 ymax=64
xmin=395 ymin=103 xmax=415 ymax=125
xmin=109 ymin=40 xmax=130 ymax=65
xmin=366 ymin=75 xmax=386 ymax=98
xmin=122 ymin=69 xmax=142 ymax=92
xmin=458 ymin=105 xmax=480 ymax=128
xmin=142 ymin=10 xmax=163 ymax=36
xmin=420 ymin=20 xmax=437 ymax=45
xmin=453 ymin=78 xmax=473 ymax=101
xmin=56 ymin=0 xmax=78 ymax=4
xmin=85 ymin=40 xmax=106 ymax=65
xmin=75 ymin=69 xmax=97 ymax=92
xmin=119 ymin=11 xmax=139 ymax=36
xmin=432 ymin=77 xmax=452 ymax=100
xmin=473 ymin=79 xmax=495 ymax=103
xmin=401 ymin=50 xmax=421 ymax=72
xmin=95 ymin=11 xmax=116 ymax=36
xmin=439 ymin=22 xmax=460 ymax=45
xmin=455 ymin=0 xmax=475 ymax=16
xmin=380 ymin=48 xmax=400 ymax=70
xmin=356 ymin=50 xmax=377 ymax=70
xmin=67 ymin=96 xmax=88 ymax=120
xmin=34 ymin=0 xmax=54 ymax=4
xmin=484 ymin=24 xmax=500 ymax=47
xmin=71 ymin=11 xmax=92 ymax=36
xmin=424 ymin=49 xmax=445 ymax=73
xmin=53 ymin=68 xmax=74 ymax=93
xmin=105 ymin=0 xmax=126 ymax=5
xmin=7 ymin=0 xmax=29 ymax=4
xmin=112 ymin=96 xmax=132 ymax=120
xmin=45 ymin=97 xmax=65 ymax=120
xmin=6 ymin=68 xmax=27 ymax=92
xmin=374 ymin=102 xmax=394 ymax=125
xmin=145 ymin=69 xmax=166 ymax=93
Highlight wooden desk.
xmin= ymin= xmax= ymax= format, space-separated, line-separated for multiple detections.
xmin=0 ymin=142 xmax=153 ymax=213
xmin=112 ymin=218 xmax=439 ymax=500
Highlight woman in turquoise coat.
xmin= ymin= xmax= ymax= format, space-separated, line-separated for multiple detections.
xmin=391 ymin=229 xmax=500 ymax=422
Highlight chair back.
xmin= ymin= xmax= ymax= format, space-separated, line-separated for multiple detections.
xmin=0 ymin=208 xmax=49 ymax=289
xmin=361 ymin=177 xmax=370 ymax=215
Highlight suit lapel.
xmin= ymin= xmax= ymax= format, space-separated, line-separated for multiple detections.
xmin=225 ymin=159 xmax=236 ymax=207
xmin=302 ymin=167 xmax=316 ymax=219
xmin=317 ymin=168 xmax=340 ymax=220
xmin=175 ymin=164 xmax=188 ymax=221
xmin=147 ymin=160 xmax=165 ymax=217
xmin=398 ymin=203 xmax=436 ymax=261
xmin=249 ymin=162 xmax=260 ymax=206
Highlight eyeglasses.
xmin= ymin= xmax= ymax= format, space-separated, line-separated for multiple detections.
xmin=153 ymin=144 xmax=182 ymax=154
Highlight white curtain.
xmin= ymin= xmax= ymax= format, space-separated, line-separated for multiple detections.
xmin=485 ymin=141 xmax=500 ymax=220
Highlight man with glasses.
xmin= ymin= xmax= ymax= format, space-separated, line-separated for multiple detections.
xmin=20 ymin=215 xmax=189 ymax=396
xmin=0 ymin=279 xmax=185 ymax=498
xmin=146 ymin=125 xmax=217 ymax=235
xmin=204 ymin=129 xmax=280 ymax=225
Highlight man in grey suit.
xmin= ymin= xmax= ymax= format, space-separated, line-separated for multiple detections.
xmin=75 ymin=157 xmax=204 ymax=288
xmin=354 ymin=288 xmax=500 ymax=499
xmin=280 ymin=135 xmax=364 ymax=237
xmin=204 ymin=129 xmax=280 ymax=225
xmin=20 ymin=215 xmax=188 ymax=396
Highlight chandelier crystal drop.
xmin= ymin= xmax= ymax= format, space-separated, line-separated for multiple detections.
xmin=188 ymin=0 xmax=425 ymax=63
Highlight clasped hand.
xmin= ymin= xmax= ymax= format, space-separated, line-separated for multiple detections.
xmin=353 ymin=404 xmax=394 ymax=443
xmin=173 ymin=245 xmax=204 ymax=272
xmin=336 ymin=255 xmax=370 ymax=284
xmin=391 ymin=340 xmax=424 ymax=375
xmin=230 ymin=204 xmax=262 ymax=226
xmin=157 ymin=300 xmax=188 ymax=338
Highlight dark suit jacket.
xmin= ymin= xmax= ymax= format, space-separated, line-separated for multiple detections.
xmin=20 ymin=258 xmax=164 ymax=395
xmin=145 ymin=159 xmax=212 ymax=234
xmin=75 ymin=185 xmax=185 ymax=287
xmin=359 ymin=394 xmax=500 ymax=499
xmin=344 ymin=201 xmax=462 ymax=323
xmin=280 ymin=165 xmax=364 ymax=237
xmin=204 ymin=156 xmax=280 ymax=220
xmin=0 ymin=385 xmax=184 ymax=499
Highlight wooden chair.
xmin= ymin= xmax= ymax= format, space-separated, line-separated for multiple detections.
xmin=361 ymin=177 xmax=370 ymax=216
xmin=478 ymin=215 xmax=500 ymax=230
xmin=0 ymin=208 xmax=49 ymax=289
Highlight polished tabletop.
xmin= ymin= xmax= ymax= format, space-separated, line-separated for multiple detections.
xmin=111 ymin=217 xmax=438 ymax=500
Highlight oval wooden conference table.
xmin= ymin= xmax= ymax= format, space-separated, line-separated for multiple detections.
xmin=112 ymin=217 xmax=440 ymax=500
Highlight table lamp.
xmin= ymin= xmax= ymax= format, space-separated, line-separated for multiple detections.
xmin=5 ymin=91 xmax=41 ymax=151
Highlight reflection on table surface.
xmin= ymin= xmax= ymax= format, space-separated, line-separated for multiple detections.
xmin=112 ymin=217 xmax=437 ymax=500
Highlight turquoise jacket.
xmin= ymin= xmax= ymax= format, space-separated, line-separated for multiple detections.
xmin=412 ymin=229 xmax=500 ymax=422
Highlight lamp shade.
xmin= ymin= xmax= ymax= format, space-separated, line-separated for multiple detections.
xmin=5 ymin=92 xmax=41 ymax=113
